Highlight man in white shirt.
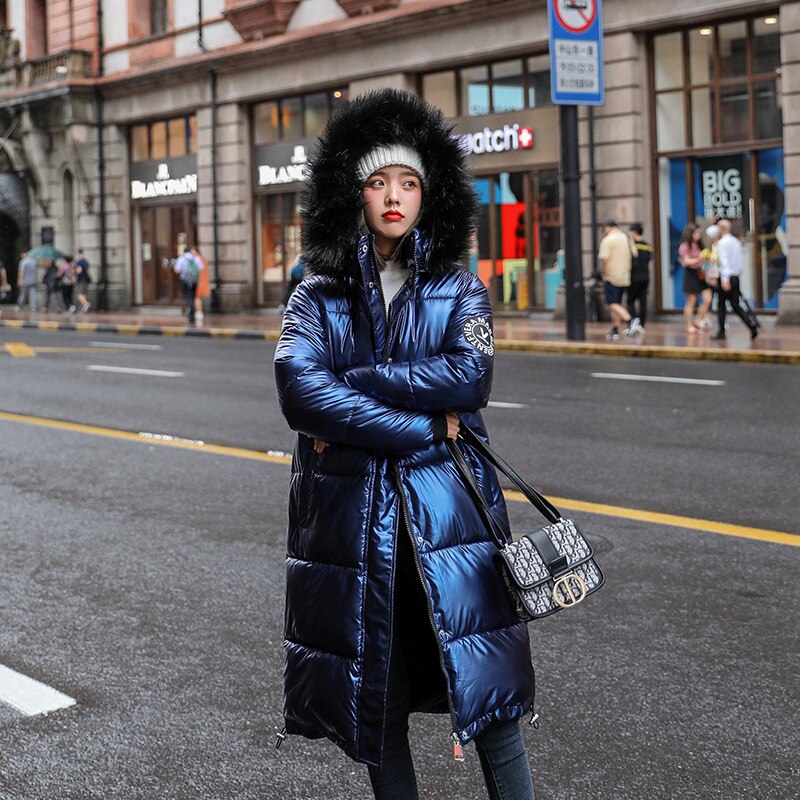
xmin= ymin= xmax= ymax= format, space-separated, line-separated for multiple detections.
xmin=712 ymin=219 xmax=759 ymax=341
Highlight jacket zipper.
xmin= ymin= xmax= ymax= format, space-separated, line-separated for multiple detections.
xmin=392 ymin=462 xmax=464 ymax=762
xmin=379 ymin=242 xmax=418 ymax=363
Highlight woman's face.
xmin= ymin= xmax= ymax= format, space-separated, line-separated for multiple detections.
xmin=362 ymin=165 xmax=422 ymax=256
xmin=692 ymin=227 xmax=702 ymax=243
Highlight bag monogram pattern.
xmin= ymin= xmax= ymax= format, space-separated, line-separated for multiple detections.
xmin=497 ymin=521 xmax=604 ymax=620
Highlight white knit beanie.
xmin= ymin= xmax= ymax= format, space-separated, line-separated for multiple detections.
xmin=356 ymin=144 xmax=426 ymax=184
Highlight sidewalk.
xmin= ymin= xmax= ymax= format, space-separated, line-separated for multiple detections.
xmin=1 ymin=306 xmax=799 ymax=364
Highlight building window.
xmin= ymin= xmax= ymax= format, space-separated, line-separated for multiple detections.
xmin=651 ymin=13 xmax=787 ymax=313
xmin=130 ymin=116 xmax=197 ymax=163
xmin=150 ymin=0 xmax=168 ymax=36
xmin=421 ymin=55 xmax=552 ymax=117
xmin=652 ymin=16 xmax=782 ymax=152
xmin=252 ymin=89 xmax=348 ymax=144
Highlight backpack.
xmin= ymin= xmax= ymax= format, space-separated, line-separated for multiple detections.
xmin=182 ymin=255 xmax=200 ymax=285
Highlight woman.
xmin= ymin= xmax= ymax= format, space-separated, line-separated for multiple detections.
xmin=274 ymin=89 xmax=536 ymax=800
xmin=58 ymin=255 xmax=77 ymax=314
xmin=678 ymin=223 xmax=712 ymax=334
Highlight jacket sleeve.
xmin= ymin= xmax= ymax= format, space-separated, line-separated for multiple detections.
xmin=274 ymin=282 xmax=437 ymax=453
xmin=339 ymin=272 xmax=494 ymax=412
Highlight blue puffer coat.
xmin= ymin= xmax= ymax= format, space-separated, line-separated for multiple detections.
xmin=274 ymin=90 xmax=534 ymax=767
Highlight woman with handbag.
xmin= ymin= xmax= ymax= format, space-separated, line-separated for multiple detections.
xmin=274 ymin=89 xmax=536 ymax=800
xmin=678 ymin=223 xmax=712 ymax=334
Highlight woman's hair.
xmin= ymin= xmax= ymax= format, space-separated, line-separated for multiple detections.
xmin=679 ymin=223 xmax=700 ymax=246
xmin=705 ymin=224 xmax=719 ymax=241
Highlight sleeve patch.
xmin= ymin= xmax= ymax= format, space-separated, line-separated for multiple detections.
xmin=462 ymin=316 xmax=494 ymax=356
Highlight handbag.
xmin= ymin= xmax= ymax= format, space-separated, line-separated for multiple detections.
xmin=447 ymin=424 xmax=604 ymax=620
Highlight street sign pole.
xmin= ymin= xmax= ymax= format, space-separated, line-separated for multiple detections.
xmin=560 ymin=104 xmax=585 ymax=340
xmin=548 ymin=0 xmax=605 ymax=341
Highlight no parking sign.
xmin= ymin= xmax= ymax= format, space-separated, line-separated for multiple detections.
xmin=548 ymin=0 xmax=605 ymax=105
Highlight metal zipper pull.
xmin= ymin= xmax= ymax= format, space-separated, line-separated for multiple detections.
xmin=275 ymin=726 xmax=287 ymax=749
xmin=529 ymin=712 xmax=540 ymax=729
xmin=451 ymin=732 xmax=464 ymax=762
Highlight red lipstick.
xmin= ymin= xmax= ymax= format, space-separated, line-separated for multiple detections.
xmin=382 ymin=210 xmax=404 ymax=221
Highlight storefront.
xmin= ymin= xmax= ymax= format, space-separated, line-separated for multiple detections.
xmin=651 ymin=14 xmax=786 ymax=312
xmin=129 ymin=116 xmax=198 ymax=306
xmin=454 ymin=107 xmax=561 ymax=309
xmin=251 ymin=90 xmax=346 ymax=306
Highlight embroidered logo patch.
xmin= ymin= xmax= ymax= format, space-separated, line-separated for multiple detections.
xmin=463 ymin=316 xmax=494 ymax=356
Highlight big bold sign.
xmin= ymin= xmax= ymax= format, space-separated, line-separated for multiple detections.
xmin=548 ymin=0 xmax=605 ymax=106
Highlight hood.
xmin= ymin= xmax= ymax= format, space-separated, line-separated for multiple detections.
xmin=301 ymin=88 xmax=477 ymax=287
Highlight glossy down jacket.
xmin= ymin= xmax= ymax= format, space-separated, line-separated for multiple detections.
xmin=274 ymin=89 xmax=534 ymax=767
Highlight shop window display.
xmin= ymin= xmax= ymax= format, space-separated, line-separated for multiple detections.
xmin=652 ymin=14 xmax=784 ymax=312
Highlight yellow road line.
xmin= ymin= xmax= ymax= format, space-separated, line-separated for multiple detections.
xmin=4 ymin=342 xmax=37 ymax=357
xmin=0 ymin=411 xmax=291 ymax=465
xmin=504 ymin=490 xmax=798 ymax=547
xmin=0 ymin=409 xmax=796 ymax=547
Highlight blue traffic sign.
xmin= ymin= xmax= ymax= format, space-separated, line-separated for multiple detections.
xmin=548 ymin=0 xmax=605 ymax=106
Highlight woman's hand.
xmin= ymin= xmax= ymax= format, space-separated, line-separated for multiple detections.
xmin=445 ymin=411 xmax=460 ymax=440
xmin=313 ymin=439 xmax=328 ymax=453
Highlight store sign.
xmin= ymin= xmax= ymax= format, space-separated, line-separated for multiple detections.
xmin=698 ymin=155 xmax=747 ymax=220
xmin=130 ymin=156 xmax=198 ymax=200
xmin=459 ymin=123 xmax=534 ymax=156
xmin=258 ymin=145 xmax=309 ymax=186
xmin=253 ymin=138 xmax=318 ymax=189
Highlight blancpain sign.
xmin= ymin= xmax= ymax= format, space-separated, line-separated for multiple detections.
xmin=258 ymin=145 xmax=309 ymax=186
xmin=459 ymin=123 xmax=534 ymax=156
xmin=130 ymin=162 xmax=198 ymax=200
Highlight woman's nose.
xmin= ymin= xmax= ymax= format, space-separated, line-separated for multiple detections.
xmin=385 ymin=183 xmax=399 ymax=203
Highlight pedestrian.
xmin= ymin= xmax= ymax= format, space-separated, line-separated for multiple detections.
xmin=58 ymin=255 xmax=77 ymax=314
xmin=192 ymin=246 xmax=210 ymax=323
xmin=274 ymin=89 xmax=536 ymax=800
xmin=626 ymin=223 xmax=652 ymax=332
xmin=15 ymin=251 xmax=38 ymax=312
xmin=279 ymin=256 xmax=304 ymax=310
xmin=73 ymin=248 xmax=92 ymax=313
xmin=599 ymin=219 xmax=640 ymax=339
xmin=42 ymin=261 xmax=60 ymax=312
xmin=703 ymin=224 xmax=721 ymax=311
xmin=173 ymin=246 xmax=203 ymax=323
xmin=677 ymin=223 xmax=712 ymax=334
xmin=0 ymin=260 xmax=11 ymax=303
xmin=712 ymin=219 xmax=759 ymax=341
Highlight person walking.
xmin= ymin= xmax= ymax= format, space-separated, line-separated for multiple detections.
xmin=712 ymin=219 xmax=759 ymax=341
xmin=279 ymin=256 xmax=304 ymax=311
xmin=274 ymin=89 xmax=536 ymax=800
xmin=626 ymin=223 xmax=652 ymax=332
xmin=677 ymin=223 xmax=712 ymax=334
xmin=15 ymin=251 xmax=38 ymax=311
xmin=192 ymin=246 xmax=210 ymax=323
xmin=73 ymin=249 xmax=92 ymax=313
xmin=173 ymin=246 xmax=203 ymax=323
xmin=42 ymin=261 xmax=60 ymax=312
xmin=58 ymin=255 xmax=77 ymax=314
xmin=599 ymin=219 xmax=640 ymax=339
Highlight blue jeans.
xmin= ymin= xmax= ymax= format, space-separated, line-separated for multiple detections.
xmin=368 ymin=636 xmax=535 ymax=800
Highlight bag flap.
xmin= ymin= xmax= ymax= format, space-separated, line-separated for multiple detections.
xmin=498 ymin=519 xmax=595 ymax=591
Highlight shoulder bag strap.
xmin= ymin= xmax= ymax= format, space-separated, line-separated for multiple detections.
xmin=445 ymin=438 xmax=508 ymax=551
xmin=458 ymin=423 xmax=562 ymax=525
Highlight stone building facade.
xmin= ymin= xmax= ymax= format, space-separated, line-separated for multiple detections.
xmin=0 ymin=0 xmax=797 ymax=321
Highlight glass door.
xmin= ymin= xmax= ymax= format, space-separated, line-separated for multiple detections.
xmin=139 ymin=204 xmax=197 ymax=305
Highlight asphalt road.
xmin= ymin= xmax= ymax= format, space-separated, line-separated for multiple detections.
xmin=1 ymin=329 xmax=798 ymax=800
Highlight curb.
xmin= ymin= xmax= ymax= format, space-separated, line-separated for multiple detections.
xmin=494 ymin=338 xmax=800 ymax=365
xmin=0 ymin=319 xmax=275 ymax=341
xmin=2 ymin=318 xmax=798 ymax=364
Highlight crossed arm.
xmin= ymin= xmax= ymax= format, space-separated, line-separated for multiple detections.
xmin=274 ymin=276 xmax=492 ymax=453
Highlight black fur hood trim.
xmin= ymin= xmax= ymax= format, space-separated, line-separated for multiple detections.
xmin=301 ymin=89 xmax=477 ymax=287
